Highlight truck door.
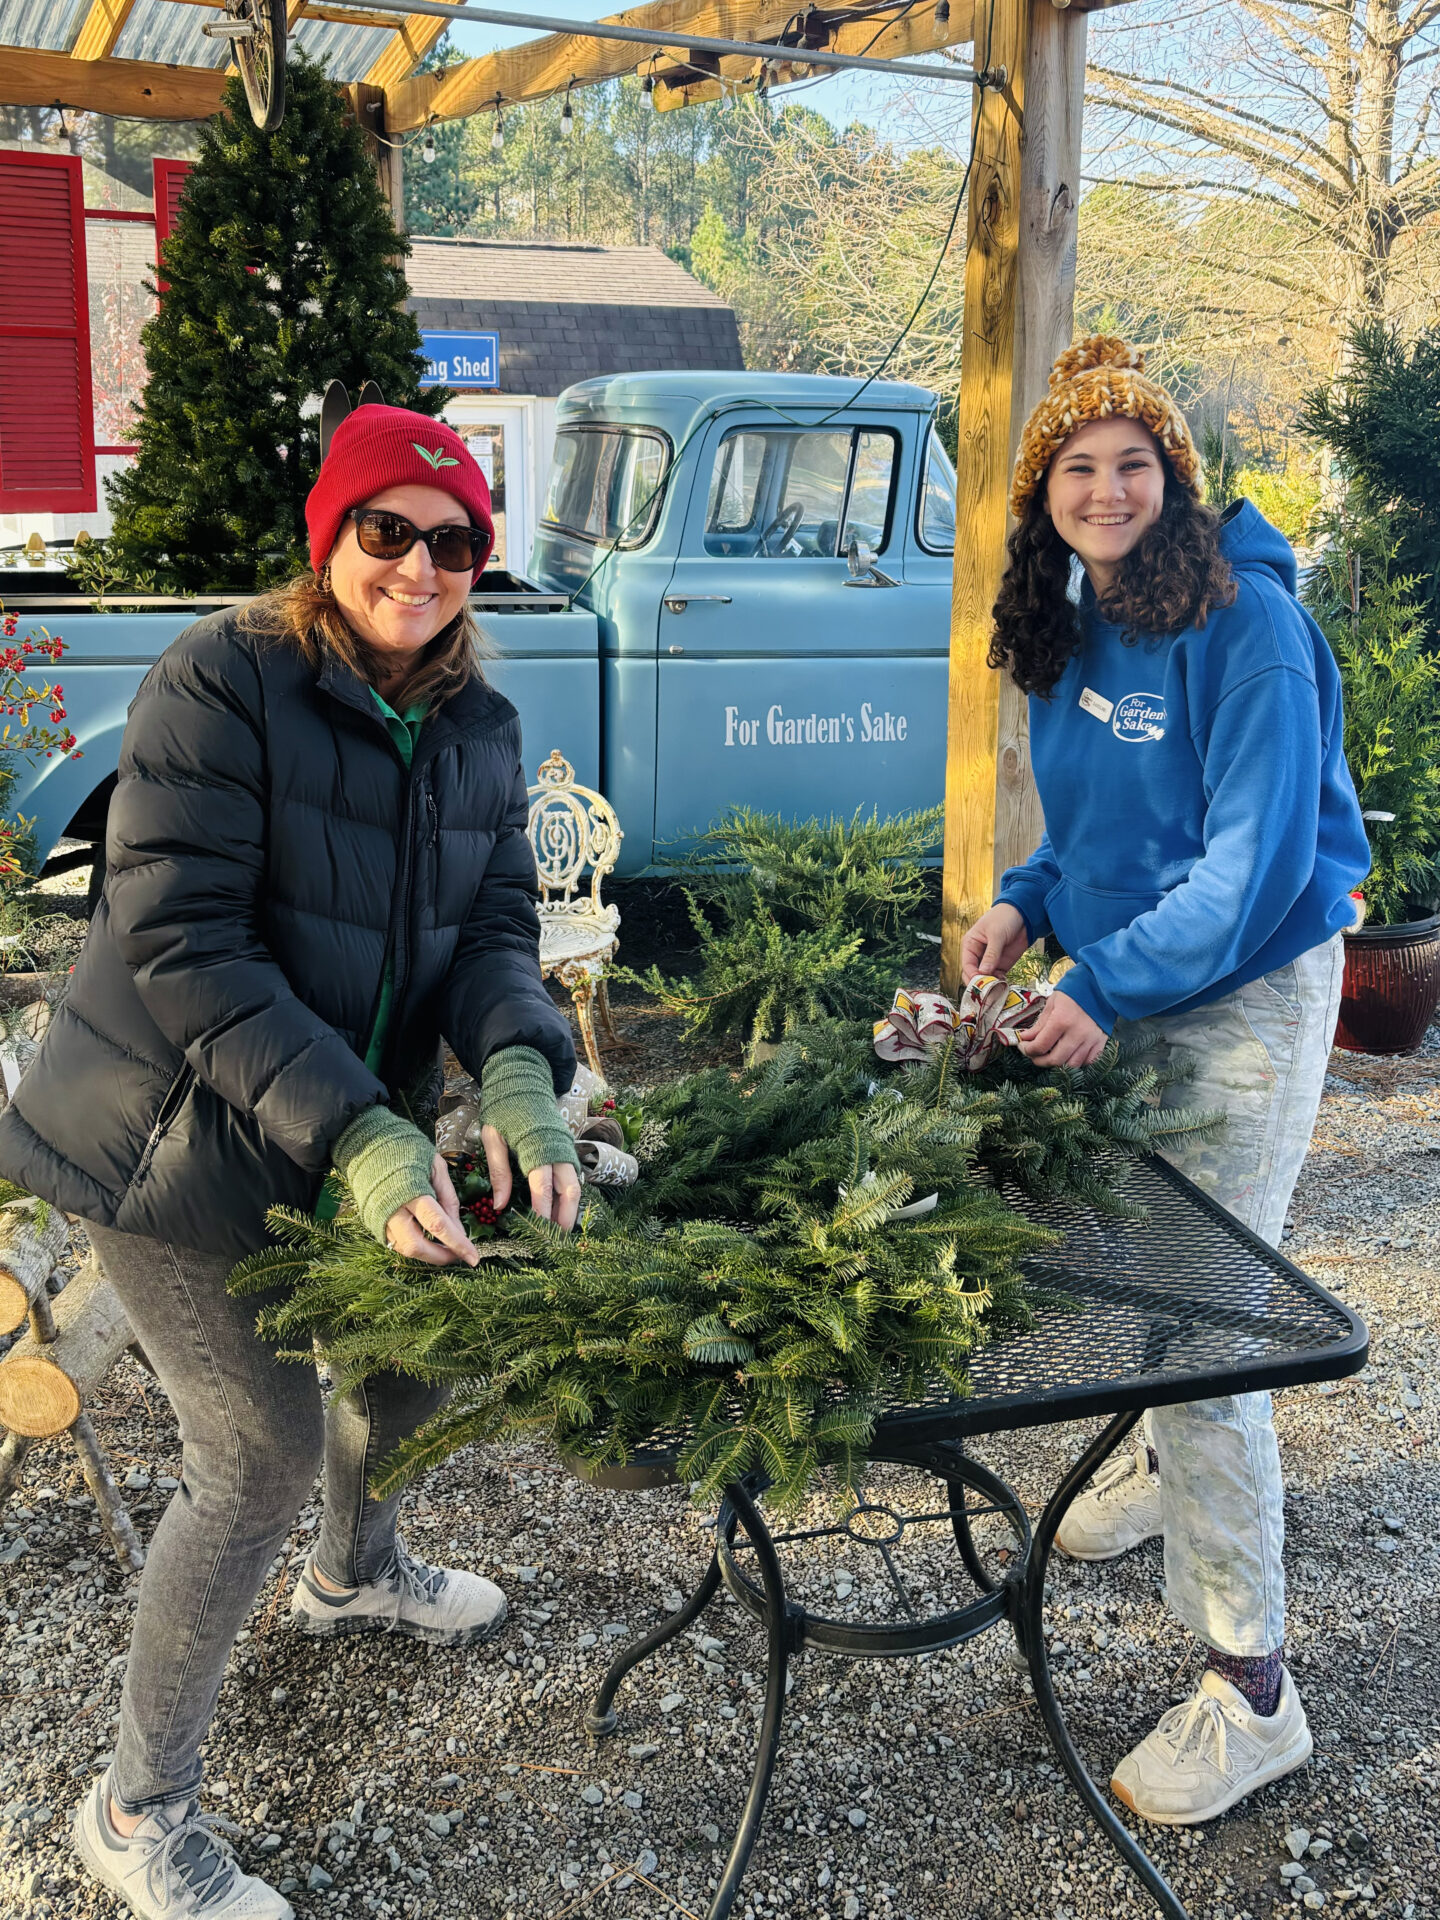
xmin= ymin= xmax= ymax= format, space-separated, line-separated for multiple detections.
xmin=652 ymin=411 xmax=949 ymax=855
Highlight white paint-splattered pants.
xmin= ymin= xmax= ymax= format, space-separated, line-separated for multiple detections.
xmin=1114 ymin=933 xmax=1345 ymax=1656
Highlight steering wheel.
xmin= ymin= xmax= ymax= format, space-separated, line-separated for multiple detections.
xmin=758 ymin=500 xmax=804 ymax=556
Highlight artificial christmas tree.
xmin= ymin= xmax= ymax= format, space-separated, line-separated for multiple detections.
xmin=100 ymin=54 xmax=443 ymax=594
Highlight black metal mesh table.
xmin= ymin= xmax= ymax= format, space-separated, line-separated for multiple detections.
xmin=584 ymin=1155 xmax=1368 ymax=1920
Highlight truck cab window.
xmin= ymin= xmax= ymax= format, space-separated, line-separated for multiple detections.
xmin=918 ymin=428 xmax=957 ymax=553
xmin=704 ymin=427 xmax=896 ymax=558
xmin=542 ymin=427 xmax=670 ymax=547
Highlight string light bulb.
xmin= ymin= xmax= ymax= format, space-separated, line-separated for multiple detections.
xmin=491 ymin=103 xmax=505 ymax=151
xmin=935 ymin=0 xmax=950 ymax=21
xmin=421 ymin=122 xmax=437 ymax=164
xmin=560 ymin=86 xmax=575 ymax=136
xmin=642 ymin=68 xmax=655 ymax=108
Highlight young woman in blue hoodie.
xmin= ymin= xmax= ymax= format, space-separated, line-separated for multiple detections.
xmin=962 ymin=337 xmax=1369 ymax=1826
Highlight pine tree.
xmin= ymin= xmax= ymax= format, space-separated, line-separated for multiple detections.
xmin=1301 ymin=322 xmax=1440 ymax=646
xmin=101 ymin=54 xmax=444 ymax=593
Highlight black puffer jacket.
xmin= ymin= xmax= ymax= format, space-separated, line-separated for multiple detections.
xmin=0 ymin=608 xmax=575 ymax=1258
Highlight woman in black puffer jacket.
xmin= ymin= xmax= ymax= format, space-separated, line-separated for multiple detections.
xmin=0 ymin=407 xmax=580 ymax=1920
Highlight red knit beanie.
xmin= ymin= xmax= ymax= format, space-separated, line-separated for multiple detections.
xmin=305 ymin=404 xmax=495 ymax=579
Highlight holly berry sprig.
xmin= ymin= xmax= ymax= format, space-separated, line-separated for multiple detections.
xmin=446 ymin=1150 xmax=508 ymax=1241
xmin=590 ymin=1091 xmax=646 ymax=1149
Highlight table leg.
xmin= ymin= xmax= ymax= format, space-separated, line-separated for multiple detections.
xmin=586 ymin=1548 xmax=726 ymax=1736
xmin=946 ymin=1458 xmax=998 ymax=1595
xmin=705 ymin=1477 xmax=794 ymax=1920
xmin=1012 ymin=1408 xmax=1190 ymax=1920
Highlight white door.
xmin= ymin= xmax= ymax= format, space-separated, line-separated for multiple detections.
xmin=442 ymin=395 xmax=540 ymax=573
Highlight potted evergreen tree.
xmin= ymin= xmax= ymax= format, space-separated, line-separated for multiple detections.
xmin=1304 ymin=517 xmax=1440 ymax=1051
xmin=1302 ymin=324 xmax=1440 ymax=1052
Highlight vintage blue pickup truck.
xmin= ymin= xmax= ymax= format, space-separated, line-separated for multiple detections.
xmin=3 ymin=372 xmax=957 ymax=887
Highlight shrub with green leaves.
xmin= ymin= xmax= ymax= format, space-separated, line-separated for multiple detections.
xmin=231 ymin=1019 xmax=1217 ymax=1510
xmin=623 ymin=805 xmax=942 ymax=1056
xmin=1303 ymin=516 xmax=1440 ymax=924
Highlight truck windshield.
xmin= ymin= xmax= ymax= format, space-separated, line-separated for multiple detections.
xmin=704 ymin=426 xmax=897 ymax=558
xmin=542 ymin=427 xmax=670 ymax=547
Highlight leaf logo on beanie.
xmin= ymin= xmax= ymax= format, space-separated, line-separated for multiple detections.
xmin=412 ymin=442 xmax=459 ymax=470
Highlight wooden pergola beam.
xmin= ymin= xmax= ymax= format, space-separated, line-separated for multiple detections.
xmin=939 ymin=0 xmax=1088 ymax=996
xmin=70 ymin=0 xmax=139 ymax=60
xmin=364 ymin=7 xmax=458 ymax=90
xmin=384 ymin=0 xmax=969 ymax=128
xmin=0 ymin=44 xmax=228 ymax=119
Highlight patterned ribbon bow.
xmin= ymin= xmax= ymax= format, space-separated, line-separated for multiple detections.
xmin=873 ymin=976 xmax=1049 ymax=1071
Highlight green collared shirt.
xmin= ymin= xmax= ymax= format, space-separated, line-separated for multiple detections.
xmin=316 ymin=687 xmax=426 ymax=1223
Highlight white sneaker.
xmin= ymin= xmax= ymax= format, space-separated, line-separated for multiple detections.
xmin=1110 ymin=1668 xmax=1312 ymax=1825
xmin=289 ymin=1540 xmax=507 ymax=1646
xmin=1053 ymin=1438 xmax=1162 ymax=1561
xmin=73 ymin=1773 xmax=292 ymax=1919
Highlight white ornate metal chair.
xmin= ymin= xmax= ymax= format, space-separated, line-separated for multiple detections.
xmin=526 ymin=749 xmax=624 ymax=1077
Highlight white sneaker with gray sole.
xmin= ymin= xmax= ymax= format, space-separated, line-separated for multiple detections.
xmin=73 ymin=1773 xmax=292 ymax=1919
xmin=1053 ymin=1437 xmax=1163 ymax=1561
xmin=1110 ymin=1668 xmax=1312 ymax=1825
xmin=289 ymin=1540 xmax=507 ymax=1646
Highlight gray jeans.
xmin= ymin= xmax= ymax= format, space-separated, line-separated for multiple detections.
xmin=86 ymin=1221 xmax=447 ymax=1816
xmin=1115 ymin=933 xmax=1346 ymax=1657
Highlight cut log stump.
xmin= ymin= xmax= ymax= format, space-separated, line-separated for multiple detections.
xmin=0 ymin=1253 xmax=133 ymax=1438
xmin=0 ymin=1195 xmax=70 ymax=1334
xmin=0 ymin=1242 xmax=148 ymax=1574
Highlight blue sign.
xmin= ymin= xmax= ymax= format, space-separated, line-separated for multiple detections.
xmin=419 ymin=330 xmax=500 ymax=388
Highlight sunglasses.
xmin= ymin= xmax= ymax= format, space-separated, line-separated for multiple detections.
xmin=347 ymin=508 xmax=487 ymax=574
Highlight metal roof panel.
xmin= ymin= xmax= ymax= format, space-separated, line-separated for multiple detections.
xmin=0 ymin=0 xmax=87 ymax=54
xmin=290 ymin=18 xmax=397 ymax=83
xmin=114 ymin=0 xmax=230 ymax=68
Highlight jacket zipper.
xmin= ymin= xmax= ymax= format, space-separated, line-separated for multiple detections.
xmin=375 ymin=761 xmax=426 ymax=1086
xmin=131 ymin=1064 xmax=196 ymax=1188
xmin=425 ymin=792 xmax=439 ymax=848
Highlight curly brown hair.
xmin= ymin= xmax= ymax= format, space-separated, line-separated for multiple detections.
xmin=988 ymin=472 xmax=1237 ymax=697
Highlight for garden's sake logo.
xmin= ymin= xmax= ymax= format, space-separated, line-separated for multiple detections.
xmin=412 ymin=441 xmax=459 ymax=470
xmin=1112 ymin=691 xmax=1167 ymax=744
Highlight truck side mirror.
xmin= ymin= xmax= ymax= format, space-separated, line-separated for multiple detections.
xmin=847 ymin=534 xmax=877 ymax=577
xmin=844 ymin=531 xmax=900 ymax=590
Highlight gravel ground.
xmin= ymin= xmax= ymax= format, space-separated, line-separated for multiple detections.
xmin=0 ymin=900 xmax=1434 ymax=1920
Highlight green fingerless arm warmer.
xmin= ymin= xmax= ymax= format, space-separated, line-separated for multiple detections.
xmin=480 ymin=1046 xmax=581 ymax=1178
xmin=333 ymin=1105 xmax=437 ymax=1244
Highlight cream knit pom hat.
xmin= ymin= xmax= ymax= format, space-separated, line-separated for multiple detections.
xmin=1009 ymin=335 xmax=1201 ymax=520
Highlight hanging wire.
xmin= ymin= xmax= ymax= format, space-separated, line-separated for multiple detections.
xmin=558 ymin=0 xmax=999 ymax=609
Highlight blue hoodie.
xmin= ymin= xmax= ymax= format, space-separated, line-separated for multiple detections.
xmin=996 ymin=500 xmax=1370 ymax=1031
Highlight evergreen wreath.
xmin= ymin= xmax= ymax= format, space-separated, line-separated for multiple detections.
xmin=230 ymin=1021 xmax=1219 ymax=1509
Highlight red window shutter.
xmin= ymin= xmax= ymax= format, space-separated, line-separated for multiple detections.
xmin=0 ymin=151 xmax=96 ymax=515
xmin=153 ymin=158 xmax=193 ymax=282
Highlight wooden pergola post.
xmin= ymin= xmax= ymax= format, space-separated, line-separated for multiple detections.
xmin=939 ymin=0 xmax=1088 ymax=999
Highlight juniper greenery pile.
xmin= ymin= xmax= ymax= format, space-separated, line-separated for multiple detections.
xmin=622 ymin=806 xmax=942 ymax=1058
xmin=230 ymin=1021 xmax=1218 ymax=1508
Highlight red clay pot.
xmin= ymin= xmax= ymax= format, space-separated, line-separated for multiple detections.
xmin=1334 ymin=912 xmax=1440 ymax=1055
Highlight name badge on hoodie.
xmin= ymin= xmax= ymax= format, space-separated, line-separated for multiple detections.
xmin=1078 ymin=687 xmax=1113 ymax=723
